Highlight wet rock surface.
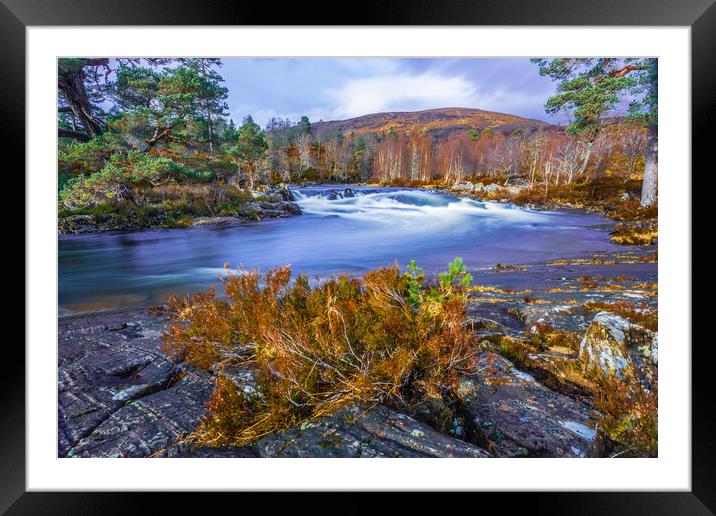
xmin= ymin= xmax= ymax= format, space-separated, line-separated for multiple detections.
xmin=59 ymin=311 xmax=257 ymax=458
xmin=58 ymin=214 xmax=98 ymax=234
xmin=457 ymin=352 xmax=598 ymax=457
xmin=258 ymin=403 xmax=490 ymax=458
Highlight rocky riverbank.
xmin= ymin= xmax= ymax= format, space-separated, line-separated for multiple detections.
xmin=58 ymin=184 xmax=302 ymax=234
xmin=58 ymin=249 xmax=657 ymax=458
xmin=368 ymin=177 xmax=658 ymax=246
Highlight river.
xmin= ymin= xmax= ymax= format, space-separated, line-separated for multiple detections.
xmin=58 ymin=185 xmax=630 ymax=314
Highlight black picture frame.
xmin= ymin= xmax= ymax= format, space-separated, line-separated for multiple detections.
xmin=4 ymin=0 xmax=712 ymax=512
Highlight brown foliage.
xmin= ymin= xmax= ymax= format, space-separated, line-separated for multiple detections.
xmin=584 ymin=301 xmax=658 ymax=332
xmin=525 ymin=322 xmax=580 ymax=352
xmin=594 ymin=373 xmax=658 ymax=457
xmin=163 ymin=262 xmax=478 ymax=446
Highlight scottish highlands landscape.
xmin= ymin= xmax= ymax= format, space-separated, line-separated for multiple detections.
xmin=58 ymin=58 xmax=658 ymax=458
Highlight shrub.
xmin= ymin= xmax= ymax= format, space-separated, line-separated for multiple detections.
xmin=593 ymin=371 xmax=658 ymax=457
xmin=163 ymin=259 xmax=478 ymax=446
xmin=609 ymin=223 xmax=658 ymax=245
xmin=59 ymin=151 xmax=181 ymax=208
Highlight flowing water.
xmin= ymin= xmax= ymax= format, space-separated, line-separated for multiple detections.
xmin=59 ymin=185 xmax=627 ymax=314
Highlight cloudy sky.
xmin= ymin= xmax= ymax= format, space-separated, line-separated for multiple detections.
xmin=219 ymin=58 xmax=564 ymax=128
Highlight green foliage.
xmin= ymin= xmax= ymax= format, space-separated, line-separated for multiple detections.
xmin=58 ymin=133 xmax=120 ymax=176
xmin=223 ymin=116 xmax=268 ymax=184
xmin=532 ymin=58 xmax=656 ymax=138
xmin=468 ymin=127 xmax=493 ymax=141
xmin=438 ymin=257 xmax=473 ymax=294
xmin=404 ymin=260 xmax=425 ymax=307
xmin=298 ymin=115 xmax=311 ymax=135
xmin=404 ymin=257 xmax=472 ymax=310
xmin=59 ymin=151 xmax=180 ymax=207
xmin=107 ymin=61 xmax=228 ymax=146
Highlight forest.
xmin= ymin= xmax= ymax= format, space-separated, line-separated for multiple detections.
xmin=58 ymin=58 xmax=657 ymax=232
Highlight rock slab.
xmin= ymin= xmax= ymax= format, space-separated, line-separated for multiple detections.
xmin=258 ymin=403 xmax=491 ymax=458
xmin=457 ymin=352 xmax=598 ymax=457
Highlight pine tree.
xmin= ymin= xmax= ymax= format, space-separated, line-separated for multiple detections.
xmin=533 ymin=58 xmax=657 ymax=206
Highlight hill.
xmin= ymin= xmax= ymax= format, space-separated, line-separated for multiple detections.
xmin=311 ymin=107 xmax=561 ymax=141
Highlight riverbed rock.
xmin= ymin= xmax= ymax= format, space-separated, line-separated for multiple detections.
xmin=451 ymin=181 xmax=477 ymax=193
xmin=578 ymin=312 xmax=634 ymax=382
xmin=456 ymin=352 xmax=598 ymax=457
xmin=192 ymin=216 xmax=243 ymax=226
xmin=237 ymin=200 xmax=302 ymax=220
xmin=59 ymin=312 xmax=216 ymax=457
xmin=518 ymin=304 xmax=593 ymax=333
xmin=58 ymin=214 xmax=98 ymax=234
xmin=578 ymin=311 xmax=656 ymax=389
xmin=68 ymin=369 xmax=215 ymax=458
xmin=256 ymin=183 xmax=294 ymax=201
xmin=258 ymin=403 xmax=490 ymax=458
xmin=523 ymin=350 xmax=595 ymax=397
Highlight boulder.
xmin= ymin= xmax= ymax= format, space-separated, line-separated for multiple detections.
xmin=192 ymin=216 xmax=242 ymax=226
xmin=253 ymin=183 xmax=294 ymax=202
xmin=578 ymin=311 xmax=657 ymax=389
xmin=523 ymin=351 xmax=595 ymax=397
xmin=58 ymin=214 xmax=98 ymax=234
xmin=239 ymin=201 xmax=302 ymax=220
xmin=258 ymin=403 xmax=490 ymax=458
xmin=578 ymin=312 xmax=634 ymax=382
xmin=519 ymin=304 xmax=593 ymax=333
xmin=504 ymin=176 xmax=528 ymax=186
xmin=456 ymin=352 xmax=598 ymax=457
xmin=451 ymin=181 xmax=476 ymax=193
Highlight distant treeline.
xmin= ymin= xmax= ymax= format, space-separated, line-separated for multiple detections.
xmin=57 ymin=57 xmax=654 ymax=212
xmin=265 ymin=119 xmax=647 ymax=186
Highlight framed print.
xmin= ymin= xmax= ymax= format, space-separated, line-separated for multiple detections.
xmin=5 ymin=0 xmax=713 ymax=511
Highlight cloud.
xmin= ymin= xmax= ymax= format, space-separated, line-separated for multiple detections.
xmin=326 ymin=72 xmax=478 ymax=119
xmin=223 ymin=58 xmax=562 ymax=125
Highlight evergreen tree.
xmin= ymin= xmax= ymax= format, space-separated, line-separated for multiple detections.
xmin=533 ymin=58 xmax=657 ymax=206
xmin=223 ymin=115 xmax=268 ymax=189
xmin=181 ymin=59 xmax=229 ymax=151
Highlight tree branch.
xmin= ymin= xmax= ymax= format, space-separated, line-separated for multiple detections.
xmin=58 ymin=128 xmax=91 ymax=142
xmin=594 ymin=65 xmax=648 ymax=84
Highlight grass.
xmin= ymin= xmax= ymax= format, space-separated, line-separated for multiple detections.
xmin=610 ymin=224 xmax=658 ymax=245
xmin=163 ymin=258 xmax=479 ymax=447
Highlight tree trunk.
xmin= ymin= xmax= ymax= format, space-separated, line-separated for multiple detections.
xmin=200 ymin=60 xmax=214 ymax=152
xmin=58 ymin=71 xmax=104 ymax=138
xmin=207 ymin=109 xmax=214 ymax=151
xmin=640 ymin=123 xmax=658 ymax=207
xmin=578 ymin=139 xmax=594 ymax=176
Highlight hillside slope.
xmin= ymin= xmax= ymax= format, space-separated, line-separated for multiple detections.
xmin=311 ymin=107 xmax=561 ymax=141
